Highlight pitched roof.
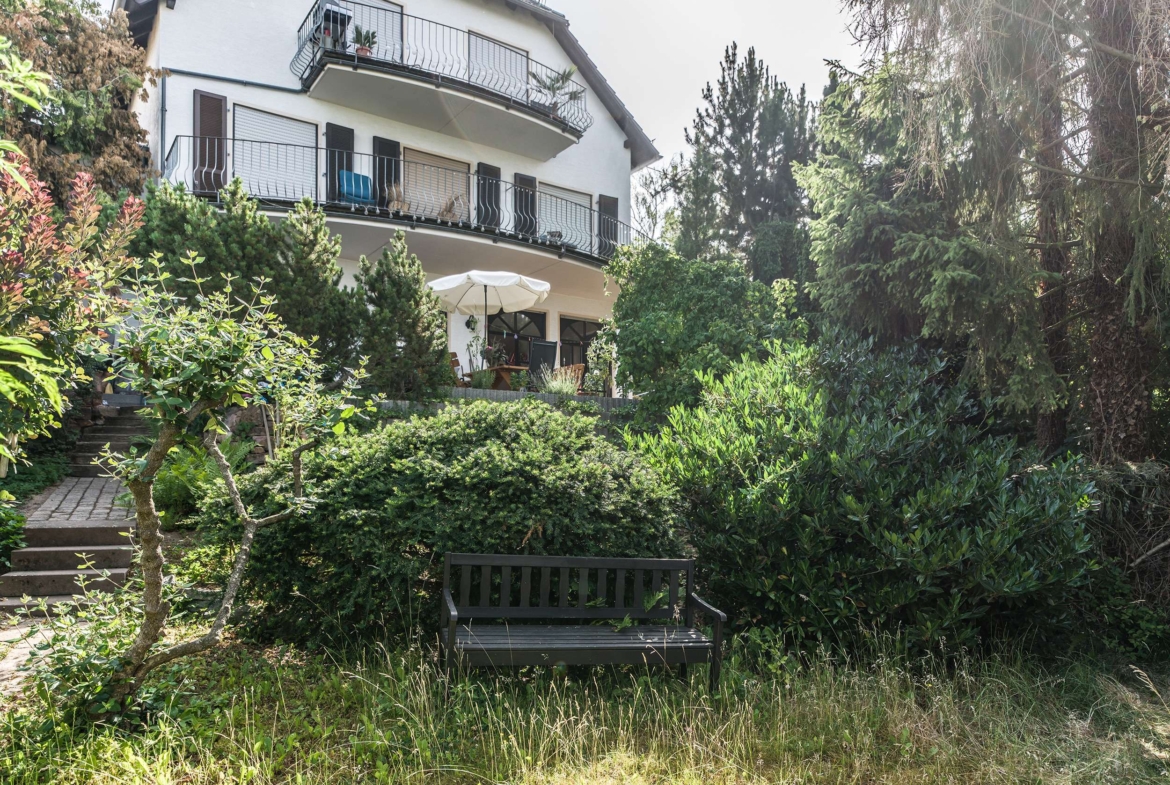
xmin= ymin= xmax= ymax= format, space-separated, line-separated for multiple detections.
xmin=115 ymin=0 xmax=661 ymax=171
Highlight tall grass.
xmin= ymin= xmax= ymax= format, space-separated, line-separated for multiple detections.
xmin=1 ymin=635 xmax=1167 ymax=784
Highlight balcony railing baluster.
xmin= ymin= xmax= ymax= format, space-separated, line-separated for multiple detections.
xmin=291 ymin=0 xmax=593 ymax=134
xmin=162 ymin=136 xmax=639 ymax=262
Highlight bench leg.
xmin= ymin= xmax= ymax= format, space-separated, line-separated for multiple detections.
xmin=709 ymin=653 xmax=721 ymax=694
xmin=678 ymin=663 xmax=688 ymax=682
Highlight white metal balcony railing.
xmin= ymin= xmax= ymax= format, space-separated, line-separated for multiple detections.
xmin=290 ymin=0 xmax=594 ymax=135
xmin=163 ymin=136 xmax=638 ymax=261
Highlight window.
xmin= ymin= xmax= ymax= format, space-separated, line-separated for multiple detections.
xmin=488 ymin=311 xmax=546 ymax=365
xmin=233 ymin=106 xmax=317 ymax=201
xmin=468 ymin=33 xmax=529 ymax=102
xmin=539 ymin=183 xmax=592 ymax=249
xmin=404 ymin=148 xmax=470 ymax=221
xmin=559 ymin=318 xmax=602 ymax=368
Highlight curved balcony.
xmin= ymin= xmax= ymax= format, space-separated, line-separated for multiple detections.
xmin=162 ymin=136 xmax=640 ymax=266
xmin=290 ymin=1 xmax=593 ymax=160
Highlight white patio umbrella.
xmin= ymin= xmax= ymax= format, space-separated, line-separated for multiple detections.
xmin=428 ymin=270 xmax=551 ymax=360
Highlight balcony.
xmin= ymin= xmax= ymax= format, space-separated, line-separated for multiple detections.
xmin=163 ymin=136 xmax=640 ymax=266
xmin=290 ymin=1 xmax=593 ymax=161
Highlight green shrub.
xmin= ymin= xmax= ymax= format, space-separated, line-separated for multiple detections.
xmin=150 ymin=436 xmax=255 ymax=528
xmin=195 ymin=399 xmax=684 ymax=645
xmin=1072 ymin=462 xmax=1170 ymax=658
xmin=632 ymin=333 xmax=1096 ymax=652
xmin=0 ymin=504 xmax=25 ymax=570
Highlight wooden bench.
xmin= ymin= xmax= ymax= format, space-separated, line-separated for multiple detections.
xmin=440 ymin=553 xmax=726 ymax=690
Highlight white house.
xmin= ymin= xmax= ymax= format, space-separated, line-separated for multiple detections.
xmin=116 ymin=0 xmax=659 ymax=374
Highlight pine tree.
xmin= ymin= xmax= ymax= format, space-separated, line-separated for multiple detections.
xmin=675 ymin=44 xmax=814 ymax=258
xmin=274 ymin=199 xmax=364 ymax=374
xmin=133 ymin=181 xmax=364 ymax=377
xmin=355 ymin=231 xmax=453 ymax=399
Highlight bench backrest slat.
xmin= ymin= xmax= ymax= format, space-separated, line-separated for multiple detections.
xmin=443 ymin=554 xmax=694 ymax=622
xmin=538 ymin=567 xmax=551 ymax=608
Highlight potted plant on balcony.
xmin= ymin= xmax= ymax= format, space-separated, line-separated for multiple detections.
xmin=352 ymin=25 xmax=378 ymax=57
xmin=529 ymin=66 xmax=585 ymax=120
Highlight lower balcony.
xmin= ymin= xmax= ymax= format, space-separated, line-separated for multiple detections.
xmin=162 ymin=136 xmax=639 ymax=266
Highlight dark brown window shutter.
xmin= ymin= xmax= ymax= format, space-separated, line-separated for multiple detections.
xmin=191 ymin=90 xmax=226 ymax=194
xmin=598 ymin=194 xmax=619 ymax=258
xmin=477 ymin=163 xmax=502 ymax=228
xmin=325 ymin=123 xmax=354 ymax=202
xmin=193 ymin=90 xmax=226 ymax=138
xmin=514 ymin=173 xmax=537 ymax=236
xmin=373 ymin=136 xmax=400 ymax=208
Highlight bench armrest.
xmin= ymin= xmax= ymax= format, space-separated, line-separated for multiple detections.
xmin=688 ymin=593 xmax=726 ymax=623
xmin=687 ymin=592 xmax=725 ymax=658
xmin=442 ymin=588 xmax=458 ymax=650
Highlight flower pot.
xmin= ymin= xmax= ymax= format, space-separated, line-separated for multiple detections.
xmin=356 ymin=45 xmax=372 ymax=56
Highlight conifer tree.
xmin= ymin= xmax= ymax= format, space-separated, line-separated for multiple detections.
xmin=673 ymin=44 xmax=814 ymax=262
xmin=355 ymin=231 xmax=453 ymax=399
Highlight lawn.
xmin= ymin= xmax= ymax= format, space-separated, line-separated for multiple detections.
xmin=1 ymin=627 xmax=1167 ymax=784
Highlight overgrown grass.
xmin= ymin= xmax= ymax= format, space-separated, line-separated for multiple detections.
xmin=1 ymin=632 xmax=1167 ymax=783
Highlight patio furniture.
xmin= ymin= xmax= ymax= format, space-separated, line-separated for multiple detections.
xmin=527 ymin=340 xmax=558 ymax=384
xmin=441 ymin=553 xmax=726 ymax=691
xmin=450 ymin=352 xmax=469 ymax=388
xmin=555 ymin=363 xmax=585 ymax=393
xmin=338 ymin=170 xmax=375 ymax=206
xmin=482 ymin=364 xmax=528 ymax=390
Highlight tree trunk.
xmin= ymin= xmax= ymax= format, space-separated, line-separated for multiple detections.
xmin=1034 ymin=65 xmax=1071 ymax=456
xmin=109 ymin=421 xmax=183 ymax=707
xmin=1084 ymin=0 xmax=1154 ymax=462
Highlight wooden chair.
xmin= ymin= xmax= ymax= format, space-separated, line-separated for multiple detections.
xmin=450 ymin=352 xmax=469 ymax=388
xmin=553 ymin=363 xmax=585 ymax=394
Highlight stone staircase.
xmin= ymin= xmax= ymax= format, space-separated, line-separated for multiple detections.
xmin=0 ymin=409 xmax=145 ymax=616
xmin=70 ymin=408 xmax=151 ymax=478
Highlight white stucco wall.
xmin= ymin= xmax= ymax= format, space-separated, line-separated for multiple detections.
xmin=136 ymin=0 xmax=633 ymax=223
xmin=132 ymin=0 xmax=634 ymax=373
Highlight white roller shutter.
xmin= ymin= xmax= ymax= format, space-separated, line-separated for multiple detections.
xmin=539 ymin=183 xmax=592 ymax=248
xmin=404 ymin=149 xmax=470 ymax=221
xmin=468 ymin=34 xmax=529 ymax=102
xmin=233 ymin=106 xmax=318 ymax=202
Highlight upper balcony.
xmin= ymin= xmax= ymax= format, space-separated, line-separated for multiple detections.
xmin=290 ymin=0 xmax=594 ymax=161
xmin=163 ymin=135 xmax=641 ymax=267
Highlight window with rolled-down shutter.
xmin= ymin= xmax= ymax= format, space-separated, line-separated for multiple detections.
xmin=233 ymin=106 xmax=318 ymax=202
xmin=539 ymin=183 xmax=592 ymax=247
xmin=404 ymin=149 xmax=470 ymax=221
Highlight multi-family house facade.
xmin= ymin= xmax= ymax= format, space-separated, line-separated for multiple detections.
xmin=117 ymin=0 xmax=659 ymax=373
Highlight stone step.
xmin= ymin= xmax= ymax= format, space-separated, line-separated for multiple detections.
xmin=76 ymin=436 xmax=139 ymax=447
xmin=11 ymin=545 xmax=133 ymax=571
xmin=0 ymin=595 xmax=81 ymax=618
xmin=69 ymin=464 xmax=106 ymax=478
xmin=0 ymin=568 xmax=127 ymax=597
xmin=23 ymin=520 xmax=134 ymax=547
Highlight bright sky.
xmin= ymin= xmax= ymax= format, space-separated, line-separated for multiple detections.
xmin=551 ymin=0 xmax=864 ymax=166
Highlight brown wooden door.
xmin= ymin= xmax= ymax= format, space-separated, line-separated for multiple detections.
xmin=192 ymin=90 xmax=227 ymax=194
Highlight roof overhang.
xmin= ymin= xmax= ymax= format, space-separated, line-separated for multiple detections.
xmin=114 ymin=0 xmax=161 ymax=49
xmin=497 ymin=0 xmax=662 ymax=172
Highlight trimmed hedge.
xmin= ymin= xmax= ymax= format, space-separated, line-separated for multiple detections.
xmin=196 ymin=399 xmax=683 ymax=645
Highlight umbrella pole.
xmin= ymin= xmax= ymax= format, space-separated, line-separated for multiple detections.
xmin=484 ymin=284 xmax=489 ymax=364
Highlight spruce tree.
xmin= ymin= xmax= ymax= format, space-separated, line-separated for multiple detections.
xmin=355 ymin=231 xmax=453 ymax=399
xmin=275 ymin=199 xmax=363 ymax=374
xmin=674 ymin=44 xmax=814 ymax=259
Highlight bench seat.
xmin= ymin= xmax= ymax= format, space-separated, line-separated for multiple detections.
xmin=454 ymin=624 xmax=714 ymax=667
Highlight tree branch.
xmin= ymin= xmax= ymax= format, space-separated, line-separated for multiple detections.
xmin=1131 ymin=535 xmax=1170 ymax=569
